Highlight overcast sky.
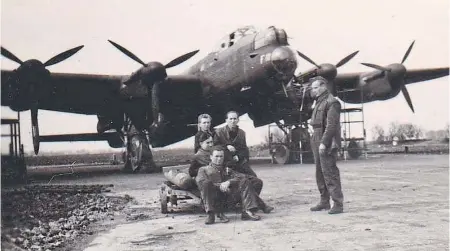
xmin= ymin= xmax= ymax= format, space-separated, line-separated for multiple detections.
xmin=1 ymin=0 xmax=448 ymax=154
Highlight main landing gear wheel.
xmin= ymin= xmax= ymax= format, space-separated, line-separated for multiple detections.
xmin=347 ymin=139 xmax=362 ymax=159
xmin=124 ymin=135 xmax=143 ymax=173
xmin=271 ymin=145 xmax=290 ymax=165
xmin=123 ymin=132 xmax=156 ymax=173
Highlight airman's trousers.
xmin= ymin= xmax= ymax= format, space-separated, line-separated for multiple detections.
xmin=228 ymin=172 xmax=267 ymax=209
xmin=197 ymin=178 xmax=260 ymax=213
xmin=311 ymin=129 xmax=344 ymax=205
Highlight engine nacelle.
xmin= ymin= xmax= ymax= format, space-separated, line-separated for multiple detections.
xmin=248 ymin=84 xmax=313 ymax=127
xmin=4 ymin=60 xmax=52 ymax=112
xmin=359 ymin=71 xmax=401 ymax=102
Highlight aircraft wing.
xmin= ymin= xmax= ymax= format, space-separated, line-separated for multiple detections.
xmin=1 ymin=70 xmax=124 ymax=115
xmin=333 ymin=67 xmax=449 ymax=90
xmin=333 ymin=72 xmax=362 ymax=91
xmin=405 ymin=67 xmax=449 ymax=85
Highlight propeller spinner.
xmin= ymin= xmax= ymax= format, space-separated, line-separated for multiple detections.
xmin=361 ymin=41 xmax=416 ymax=112
xmin=1 ymin=45 xmax=84 ymax=154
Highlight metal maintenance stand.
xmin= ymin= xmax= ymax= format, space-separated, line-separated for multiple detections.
xmin=338 ymin=89 xmax=368 ymax=160
xmin=1 ymin=112 xmax=27 ymax=185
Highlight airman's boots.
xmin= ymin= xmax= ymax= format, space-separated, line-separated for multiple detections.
xmin=328 ymin=203 xmax=344 ymax=214
xmin=310 ymin=202 xmax=331 ymax=211
xmin=263 ymin=205 xmax=274 ymax=214
xmin=241 ymin=209 xmax=261 ymax=221
xmin=217 ymin=212 xmax=230 ymax=223
xmin=205 ymin=211 xmax=215 ymax=225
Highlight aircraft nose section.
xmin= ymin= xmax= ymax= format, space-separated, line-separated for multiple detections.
xmin=271 ymin=46 xmax=297 ymax=75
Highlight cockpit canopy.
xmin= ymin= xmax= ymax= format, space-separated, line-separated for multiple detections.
xmin=212 ymin=26 xmax=288 ymax=53
xmin=254 ymin=26 xmax=288 ymax=49
xmin=213 ymin=26 xmax=259 ymax=52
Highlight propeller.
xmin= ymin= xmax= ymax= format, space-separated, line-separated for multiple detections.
xmin=336 ymin=51 xmax=360 ymax=68
xmin=1 ymin=47 xmax=23 ymax=65
xmin=1 ymin=45 xmax=84 ymax=154
xmin=165 ymin=50 xmax=200 ymax=68
xmin=107 ymin=40 xmax=146 ymax=66
xmin=296 ymin=51 xmax=319 ymax=68
xmin=401 ymin=86 xmax=414 ymax=113
xmin=43 ymin=46 xmax=85 ymax=67
xmin=108 ymin=40 xmax=199 ymax=86
xmin=108 ymin=40 xmax=199 ymax=132
xmin=108 ymin=40 xmax=199 ymax=69
xmin=401 ymin=41 xmax=415 ymax=64
xmin=360 ymin=63 xmax=391 ymax=72
xmin=297 ymin=50 xmax=359 ymax=80
xmin=361 ymin=41 xmax=416 ymax=113
xmin=295 ymin=50 xmax=358 ymax=96
xmin=1 ymin=45 xmax=84 ymax=67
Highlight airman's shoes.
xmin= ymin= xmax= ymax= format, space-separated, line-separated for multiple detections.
xmin=328 ymin=204 xmax=344 ymax=214
xmin=241 ymin=210 xmax=261 ymax=221
xmin=310 ymin=202 xmax=331 ymax=211
xmin=217 ymin=212 xmax=230 ymax=223
xmin=205 ymin=211 xmax=215 ymax=225
xmin=262 ymin=205 xmax=274 ymax=214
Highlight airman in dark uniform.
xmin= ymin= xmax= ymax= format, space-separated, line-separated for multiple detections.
xmin=213 ymin=111 xmax=257 ymax=177
xmin=196 ymin=146 xmax=269 ymax=224
xmin=309 ymin=76 xmax=344 ymax=214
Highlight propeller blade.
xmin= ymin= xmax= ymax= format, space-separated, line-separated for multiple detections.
xmin=165 ymin=50 xmax=199 ymax=68
xmin=297 ymin=51 xmax=319 ymax=68
xmin=401 ymin=40 xmax=415 ymax=64
xmin=361 ymin=63 xmax=392 ymax=72
xmin=1 ymin=47 xmax=23 ymax=65
xmin=336 ymin=51 xmax=359 ymax=68
xmin=401 ymin=86 xmax=414 ymax=113
xmin=43 ymin=45 xmax=84 ymax=67
xmin=108 ymin=40 xmax=146 ymax=66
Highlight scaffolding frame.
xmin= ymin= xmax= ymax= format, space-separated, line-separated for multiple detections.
xmin=1 ymin=112 xmax=24 ymax=158
xmin=1 ymin=112 xmax=27 ymax=184
xmin=338 ymin=88 xmax=368 ymax=160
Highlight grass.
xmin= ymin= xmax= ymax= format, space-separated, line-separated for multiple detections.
xmin=24 ymin=148 xmax=195 ymax=167
xmin=366 ymin=140 xmax=449 ymax=154
xmin=23 ymin=140 xmax=448 ymax=167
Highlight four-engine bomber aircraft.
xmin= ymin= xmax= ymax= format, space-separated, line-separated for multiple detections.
xmin=1 ymin=26 xmax=449 ymax=172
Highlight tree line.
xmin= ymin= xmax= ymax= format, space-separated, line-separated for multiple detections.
xmin=371 ymin=122 xmax=449 ymax=143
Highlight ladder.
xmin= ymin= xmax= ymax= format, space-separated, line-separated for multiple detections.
xmin=338 ymin=90 xmax=367 ymax=160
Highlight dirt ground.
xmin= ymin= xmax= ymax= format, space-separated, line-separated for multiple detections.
xmin=33 ymin=154 xmax=448 ymax=251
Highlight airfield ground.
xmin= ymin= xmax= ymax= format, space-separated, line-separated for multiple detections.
xmin=5 ymin=154 xmax=446 ymax=251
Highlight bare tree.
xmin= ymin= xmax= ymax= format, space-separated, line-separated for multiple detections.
xmin=371 ymin=124 xmax=385 ymax=143
xmin=387 ymin=122 xmax=423 ymax=141
xmin=398 ymin=123 xmax=423 ymax=139
xmin=427 ymin=123 xmax=450 ymax=142
xmin=387 ymin=122 xmax=402 ymax=141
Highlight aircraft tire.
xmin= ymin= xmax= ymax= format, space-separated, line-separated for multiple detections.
xmin=348 ymin=139 xmax=362 ymax=159
xmin=123 ymin=134 xmax=144 ymax=173
xmin=271 ymin=145 xmax=290 ymax=165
